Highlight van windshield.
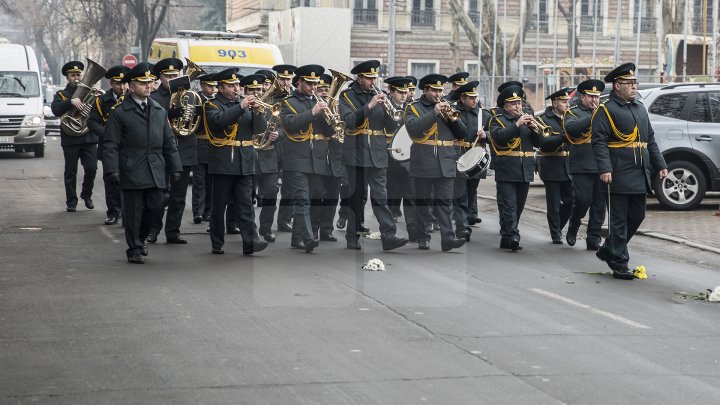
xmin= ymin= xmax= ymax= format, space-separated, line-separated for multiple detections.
xmin=0 ymin=71 xmax=41 ymax=97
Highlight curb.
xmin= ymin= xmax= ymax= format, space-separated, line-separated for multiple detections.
xmin=477 ymin=193 xmax=720 ymax=255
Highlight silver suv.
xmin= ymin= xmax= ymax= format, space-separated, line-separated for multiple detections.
xmin=639 ymin=83 xmax=720 ymax=210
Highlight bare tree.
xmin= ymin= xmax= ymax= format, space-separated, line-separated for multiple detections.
xmin=124 ymin=0 xmax=171 ymax=60
xmin=556 ymin=0 xmax=580 ymax=59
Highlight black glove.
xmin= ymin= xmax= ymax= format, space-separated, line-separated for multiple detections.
xmin=170 ymin=172 xmax=182 ymax=184
xmin=108 ymin=173 xmax=120 ymax=184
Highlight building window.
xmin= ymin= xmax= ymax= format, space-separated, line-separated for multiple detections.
xmin=579 ymin=0 xmax=603 ymax=33
xmin=354 ymin=0 xmax=378 ymax=25
xmin=412 ymin=0 xmax=435 ymax=28
xmin=468 ymin=0 xmax=480 ymax=26
xmin=291 ymin=0 xmax=313 ymax=8
xmin=408 ymin=60 xmax=439 ymax=78
xmin=692 ymin=0 xmax=714 ymax=34
xmin=633 ymin=0 xmax=656 ymax=33
xmin=529 ymin=0 xmax=549 ymax=34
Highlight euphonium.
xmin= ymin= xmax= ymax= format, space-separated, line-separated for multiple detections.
xmin=324 ymin=69 xmax=353 ymax=143
xmin=170 ymin=58 xmax=206 ymax=136
xmin=252 ymin=78 xmax=287 ymax=150
xmin=60 ymin=58 xmax=107 ymax=137
xmin=438 ymin=94 xmax=460 ymax=122
xmin=373 ymin=85 xmax=403 ymax=122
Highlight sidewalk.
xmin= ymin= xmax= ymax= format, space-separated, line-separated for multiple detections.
xmin=476 ymin=177 xmax=720 ymax=254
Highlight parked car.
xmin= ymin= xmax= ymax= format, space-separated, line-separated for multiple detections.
xmin=639 ymin=83 xmax=720 ymax=210
xmin=43 ymin=104 xmax=60 ymax=135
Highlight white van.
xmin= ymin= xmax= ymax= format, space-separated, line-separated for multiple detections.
xmin=0 ymin=44 xmax=46 ymax=157
xmin=149 ymin=30 xmax=284 ymax=77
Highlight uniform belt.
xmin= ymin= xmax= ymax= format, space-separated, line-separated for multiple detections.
xmin=287 ymin=133 xmax=327 ymax=142
xmin=539 ymin=151 xmax=569 ymax=157
xmin=454 ymin=141 xmax=472 ymax=148
xmin=196 ymin=134 xmax=209 ymax=140
xmin=608 ymin=141 xmax=647 ymax=149
xmin=413 ymin=139 xmax=456 ymax=147
xmin=502 ymin=151 xmax=535 ymax=157
xmin=223 ymin=140 xmax=254 ymax=147
xmin=349 ymin=129 xmax=385 ymax=136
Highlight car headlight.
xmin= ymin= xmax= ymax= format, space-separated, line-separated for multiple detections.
xmin=22 ymin=115 xmax=45 ymax=127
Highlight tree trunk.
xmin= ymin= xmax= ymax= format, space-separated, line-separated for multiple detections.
xmin=557 ymin=0 xmax=579 ymax=59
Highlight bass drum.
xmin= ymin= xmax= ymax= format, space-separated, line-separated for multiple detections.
xmin=390 ymin=126 xmax=412 ymax=162
xmin=457 ymin=146 xmax=490 ymax=179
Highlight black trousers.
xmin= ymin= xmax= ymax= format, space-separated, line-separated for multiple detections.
xmin=62 ymin=143 xmax=97 ymax=207
xmin=395 ymin=163 xmax=419 ymax=241
xmin=277 ymin=170 xmax=293 ymax=227
xmin=256 ymin=171 xmax=280 ymax=235
xmin=568 ymin=173 xmax=606 ymax=245
xmin=314 ymin=175 xmax=342 ymax=236
xmin=338 ymin=180 xmax=365 ymax=223
xmin=102 ymin=171 xmax=122 ymax=218
xmin=452 ymin=175 xmax=471 ymax=235
xmin=164 ymin=166 xmax=192 ymax=239
xmin=284 ymin=170 xmax=325 ymax=243
xmin=467 ymin=178 xmax=480 ymax=220
xmin=496 ymin=181 xmax=530 ymax=241
xmin=191 ymin=162 xmax=212 ymax=219
xmin=386 ymin=156 xmax=404 ymax=216
xmin=599 ymin=193 xmax=646 ymax=269
xmin=209 ymin=174 xmax=257 ymax=249
xmin=122 ymin=188 xmax=163 ymax=257
xmin=345 ymin=165 xmax=396 ymax=242
xmin=544 ymin=180 xmax=574 ymax=241
xmin=415 ymin=177 xmax=455 ymax=242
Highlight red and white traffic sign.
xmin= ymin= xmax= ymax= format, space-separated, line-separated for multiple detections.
xmin=122 ymin=54 xmax=138 ymax=68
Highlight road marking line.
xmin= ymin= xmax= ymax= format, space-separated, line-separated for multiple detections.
xmin=529 ymin=288 xmax=651 ymax=329
xmin=99 ymin=226 xmax=120 ymax=244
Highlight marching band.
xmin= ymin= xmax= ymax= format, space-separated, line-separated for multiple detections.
xmin=57 ymin=56 xmax=668 ymax=279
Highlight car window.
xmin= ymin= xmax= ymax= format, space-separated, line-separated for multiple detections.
xmin=708 ymin=92 xmax=720 ymax=123
xmin=690 ymin=92 xmax=710 ymax=122
xmin=649 ymin=92 xmax=688 ymax=119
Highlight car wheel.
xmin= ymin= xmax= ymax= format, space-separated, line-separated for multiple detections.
xmin=34 ymin=143 xmax=45 ymax=158
xmin=653 ymin=160 xmax=706 ymax=210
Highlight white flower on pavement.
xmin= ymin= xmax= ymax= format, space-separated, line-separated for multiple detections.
xmin=362 ymin=258 xmax=386 ymax=271
xmin=363 ymin=231 xmax=382 ymax=240
xmin=709 ymin=286 xmax=720 ymax=302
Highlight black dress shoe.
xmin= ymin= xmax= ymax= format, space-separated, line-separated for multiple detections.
xmin=611 ymin=266 xmax=635 ymax=280
xmin=243 ymin=239 xmax=269 ymax=255
xmin=202 ymin=214 xmax=210 ymax=222
xmin=84 ymin=198 xmax=94 ymax=209
xmin=193 ymin=216 xmax=202 ymax=224
xmin=277 ymin=222 xmax=293 ymax=232
xmin=595 ymin=248 xmax=612 ymax=264
xmin=425 ymin=224 xmax=434 ymax=234
xmin=359 ymin=224 xmax=370 ymax=233
xmin=66 ymin=205 xmax=77 ymax=212
xmin=552 ymin=239 xmax=563 ymax=245
xmin=509 ymin=239 xmax=523 ymax=251
xmin=141 ymin=244 xmax=148 ymax=256
xmin=346 ymin=240 xmax=362 ymax=250
xmin=212 ymin=247 xmax=224 ymax=254
xmin=336 ymin=217 xmax=347 ymax=229
xmin=468 ymin=216 xmax=482 ymax=225
xmin=432 ymin=222 xmax=440 ymax=231
xmin=261 ymin=233 xmax=277 ymax=243
xmin=291 ymin=239 xmax=305 ymax=249
xmin=105 ymin=216 xmax=118 ymax=225
xmin=441 ymin=237 xmax=466 ymax=252
xmin=227 ymin=226 xmax=241 ymax=234
xmin=456 ymin=230 xmax=471 ymax=242
xmin=146 ymin=232 xmax=158 ymax=244
xmin=303 ymin=239 xmax=319 ymax=253
xmin=166 ymin=236 xmax=188 ymax=244
xmin=382 ymin=236 xmax=408 ymax=251
xmin=418 ymin=240 xmax=430 ymax=250
xmin=320 ymin=233 xmax=337 ymax=242
xmin=127 ymin=254 xmax=144 ymax=264
xmin=586 ymin=241 xmax=600 ymax=251
xmin=566 ymin=233 xmax=577 ymax=246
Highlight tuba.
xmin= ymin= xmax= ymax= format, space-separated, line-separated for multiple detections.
xmin=169 ymin=58 xmax=207 ymax=136
xmin=60 ymin=58 xmax=107 ymax=137
xmin=321 ymin=69 xmax=353 ymax=143
xmin=253 ymin=78 xmax=287 ymax=150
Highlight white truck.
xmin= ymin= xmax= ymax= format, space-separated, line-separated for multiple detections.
xmin=0 ymin=44 xmax=46 ymax=157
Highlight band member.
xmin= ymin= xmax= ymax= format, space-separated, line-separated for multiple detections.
xmin=102 ymin=63 xmax=182 ymax=264
xmin=51 ymin=61 xmax=98 ymax=212
xmin=312 ymin=73 xmax=345 ymax=242
xmin=339 ymin=59 xmax=408 ymax=251
xmin=191 ymin=73 xmax=218 ymax=224
xmin=406 ymin=76 xmax=417 ymax=103
xmin=450 ymin=80 xmax=490 ymax=241
xmin=488 ymin=85 xmax=542 ymax=251
xmin=563 ymin=79 xmax=606 ymax=250
xmin=256 ymin=69 xmax=275 ymax=92
xmin=244 ymin=74 xmax=280 ymax=242
xmin=87 ymin=65 xmax=129 ymax=225
xmin=446 ymin=71 xmax=469 ymax=98
xmin=204 ymin=68 xmax=269 ymax=255
xmin=404 ymin=74 xmax=466 ymax=251
xmin=272 ymin=64 xmax=298 ymax=233
xmin=592 ymin=63 xmax=667 ymax=279
xmin=536 ymin=88 xmax=573 ymax=244
xmin=278 ymin=64 xmax=332 ymax=252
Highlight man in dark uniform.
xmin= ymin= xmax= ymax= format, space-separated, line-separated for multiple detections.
xmin=102 ymin=63 xmax=182 ymax=263
xmin=404 ymin=74 xmax=467 ymax=251
xmin=191 ymin=73 xmax=217 ymax=224
xmin=384 ymin=76 xmax=411 ymax=223
xmin=446 ymin=71 xmax=470 ymax=98
xmin=450 ymin=80 xmax=490 ymax=241
xmin=488 ymin=86 xmax=542 ymax=251
xmin=406 ymin=76 xmax=417 ymax=103
xmin=563 ymin=79 xmax=606 ymax=250
xmin=592 ymin=63 xmax=667 ymax=279
xmin=278 ymin=64 xmax=331 ymax=252
xmin=244 ymin=74 xmax=280 ymax=243
xmin=536 ymin=88 xmax=573 ymax=244
xmin=273 ymin=64 xmax=298 ymax=233
xmin=256 ymin=69 xmax=275 ymax=92
xmin=338 ymin=59 xmax=408 ymax=251
xmin=87 ymin=65 xmax=129 ymax=225
xmin=204 ymin=68 xmax=269 ymax=255
xmin=51 ymin=61 xmax=98 ymax=212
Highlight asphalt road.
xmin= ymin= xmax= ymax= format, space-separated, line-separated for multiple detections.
xmin=1 ymin=139 xmax=719 ymax=404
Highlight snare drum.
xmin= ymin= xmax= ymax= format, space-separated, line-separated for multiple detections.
xmin=389 ymin=126 xmax=412 ymax=162
xmin=457 ymin=146 xmax=490 ymax=179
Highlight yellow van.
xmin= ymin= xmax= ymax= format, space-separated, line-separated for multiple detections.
xmin=149 ymin=30 xmax=284 ymax=76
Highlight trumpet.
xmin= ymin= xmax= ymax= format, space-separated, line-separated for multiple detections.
xmin=517 ymin=112 xmax=552 ymax=137
xmin=312 ymin=90 xmax=346 ymax=141
xmin=373 ymin=86 xmax=403 ymax=122
xmin=438 ymin=94 xmax=460 ymax=122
